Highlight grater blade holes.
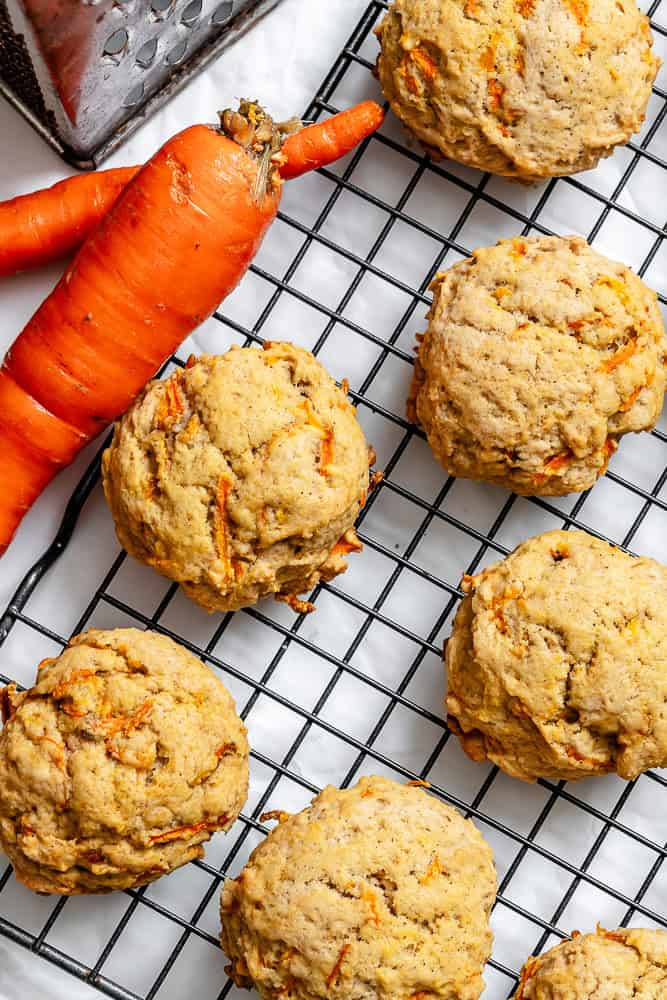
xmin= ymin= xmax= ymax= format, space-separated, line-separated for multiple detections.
xmin=164 ymin=38 xmax=188 ymax=65
xmin=123 ymin=81 xmax=145 ymax=108
xmin=136 ymin=38 xmax=159 ymax=69
xmin=181 ymin=0 xmax=203 ymax=25
xmin=212 ymin=1 xmax=235 ymax=24
xmin=103 ymin=28 xmax=129 ymax=58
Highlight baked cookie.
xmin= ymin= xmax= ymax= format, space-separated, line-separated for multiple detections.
xmin=0 ymin=628 xmax=248 ymax=894
xmin=375 ymin=0 xmax=660 ymax=180
xmin=408 ymin=236 xmax=666 ymax=496
xmin=220 ymin=775 xmax=496 ymax=1000
xmin=102 ymin=342 xmax=371 ymax=613
xmin=446 ymin=530 xmax=667 ymax=782
xmin=514 ymin=926 xmax=667 ymax=998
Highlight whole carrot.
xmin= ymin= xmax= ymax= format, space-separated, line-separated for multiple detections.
xmin=0 ymin=101 xmax=384 ymax=278
xmin=0 ymin=100 xmax=383 ymax=555
xmin=0 ymin=166 xmax=139 ymax=278
xmin=281 ymin=101 xmax=384 ymax=179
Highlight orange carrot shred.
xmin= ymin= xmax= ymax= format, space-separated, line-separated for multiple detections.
xmin=361 ymin=888 xmax=381 ymax=927
xmin=411 ymin=47 xmax=438 ymax=80
xmin=276 ymin=593 xmax=316 ymax=615
xmin=156 ymin=377 xmax=184 ymax=427
xmin=215 ymin=477 xmax=233 ymax=577
xmin=52 ymin=669 xmax=96 ymax=699
xmin=487 ymin=78 xmax=505 ymax=110
xmin=319 ymin=428 xmax=335 ymax=477
xmin=150 ymin=814 xmax=229 ymax=844
xmin=407 ymin=779 xmax=431 ymax=787
xmin=331 ymin=533 xmax=363 ymax=558
xmin=100 ymin=699 xmax=153 ymax=739
xmin=599 ymin=338 xmax=637 ymax=373
xmin=326 ymin=944 xmax=351 ymax=989
xmin=260 ymin=809 xmax=291 ymax=824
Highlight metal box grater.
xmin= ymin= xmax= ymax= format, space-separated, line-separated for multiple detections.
xmin=0 ymin=0 xmax=283 ymax=168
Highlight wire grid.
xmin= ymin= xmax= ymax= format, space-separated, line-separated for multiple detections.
xmin=1 ymin=2 xmax=667 ymax=997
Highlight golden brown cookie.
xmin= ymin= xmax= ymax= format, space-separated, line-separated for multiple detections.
xmin=514 ymin=927 xmax=667 ymax=998
xmin=220 ymin=775 xmax=496 ymax=1000
xmin=102 ymin=342 xmax=371 ymax=613
xmin=376 ymin=0 xmax=660 ymax=180
xmin=409 ymin=236 xmax=666 ymax=496
xmin=446 ymin=530 xmax=667 ymax=782
xmin=0 ymin=628 xmax=248 ymax=894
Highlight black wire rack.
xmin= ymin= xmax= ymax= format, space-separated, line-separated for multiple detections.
xmin=1 ymin=2 xmax=666 ymax=998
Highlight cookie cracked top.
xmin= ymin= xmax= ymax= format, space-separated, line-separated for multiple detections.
xmin=220 ymin=775 xmax=496 ymax=1000
xmin=0 ymin=628 xmax=248 ymax=894
xmin=102 ymin=342 xmax=371 ymax=612
xmin=446 ymin=530 xmax=667 ymax=782
xmin=514 ymin=926 xmax=667 ymax=999
xmin=409 ymin=235 xmax=666 ymax=496
xmin=376 ymin=0 xmax=660 ymax=179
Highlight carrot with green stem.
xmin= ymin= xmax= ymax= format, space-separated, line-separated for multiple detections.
xmin=0 ymin=101 xmax=384 ymax=278
xmin=0 ymin=99 xmax=384 ymax=555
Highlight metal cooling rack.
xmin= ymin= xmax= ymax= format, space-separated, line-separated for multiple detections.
xmin=1 ymin=3 xmax=666 ymax=998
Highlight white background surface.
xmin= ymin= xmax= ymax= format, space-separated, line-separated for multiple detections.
xmin=0 ymin=0 xmax=666 ymax=997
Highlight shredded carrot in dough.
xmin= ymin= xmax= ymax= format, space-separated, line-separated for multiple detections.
xmin=361 ymin=888 xmax=381 ymax=927
xmin=419 ymin=856 xmax=447 ymax=883
xmin=491 ymin=585 xmax=522 ymax=634
xmin=215 ymin=741 xmax=237 ymax=758
xmin=100 ymin=699 xmax=153 ymax=739
xmin=479 ymin=35 xmax=499 ymax=72
xmin=156 ymin=376 xmax=184 ymax=427
xmin=215 ymin=476 xmax=233 ymax=577
xmin=52 ymin=669 xmax=96 ymax=699
xmin=515 ymin=0 xmax=535 ymax=14
xmin=488 ymin=78 xmax=505 ymax=111
xmin=276 ymin=593 xmax=316 ymax=614
xmin=411 ymin=46 xmax=438 ymax=80
xmin=599 ymin=338 xmax=637 ymax=374
xmin=150 ymin=814 xmax=229 ymax=844
xmin=326 ymin=944 xmax=351 ymax=989
xmin=331 ymin=532 xmax=363 ymax=558
xmin=514 ymin=955 xmax=539 ymax=999
xmin=563 ymin=0 xmax=589 ymax=26
xmin=407 ymin=779 xmax=431 ymax=787
xmin=260 ymin=809 xmax=291 ymax=824
xmin=509 ymin=238 xmax=527 ymax=259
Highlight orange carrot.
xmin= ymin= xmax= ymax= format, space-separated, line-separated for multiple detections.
xmin=0 ymin=102 xmax=384 ymax=277
xmin=0 ymin=101 xmax=383 ymax=556
xmin=0 ymin=166 xmax=139 ymax=278
xmin=279 ymin=100 xmax=385 ymax=179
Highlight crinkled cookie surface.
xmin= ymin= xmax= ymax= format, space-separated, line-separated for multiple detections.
xmin=102 ymin=342 xmax=371 ymax=612
xmin=376 ymin=0 xmax=660 ymax=179
xmin=446 ymin=530 xmax=667 ymax=782
xmin=514 ymin=926 xmax=667 ymax=999
xmin=409 ymin=235 xmax=666 ymax=496
xmin=0 ymin=628 xmax=248 ymax=893
xmin=220 ymin=775 xmax=496 ymax=1000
